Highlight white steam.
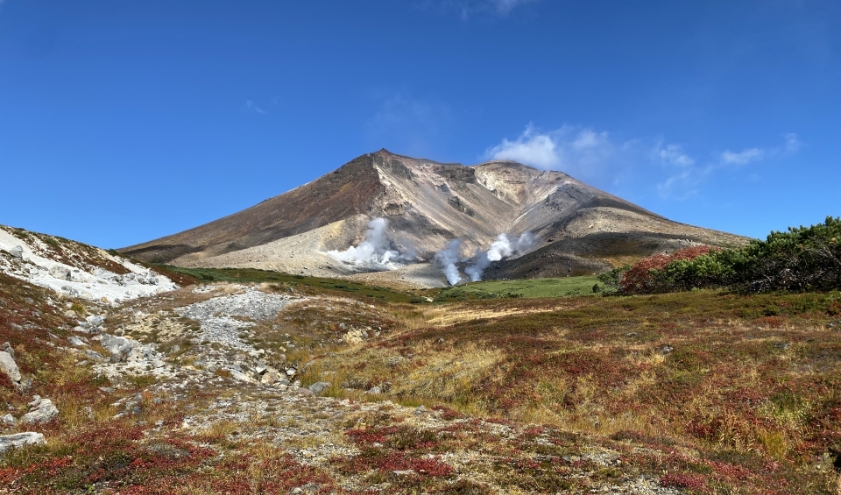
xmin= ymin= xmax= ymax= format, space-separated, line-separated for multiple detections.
xmin=464 ymin=232 xmax=534 ymax=282
xmin=434 ymin=239 xmax=463 ymax=286
xmin=327 ymin=217 xmax=414 ymax=270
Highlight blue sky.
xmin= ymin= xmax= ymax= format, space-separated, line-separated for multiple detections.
xmin=1 ymin=0 xmax=839 ymax=248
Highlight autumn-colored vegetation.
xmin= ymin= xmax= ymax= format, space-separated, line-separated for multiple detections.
xmin=616 ymin=217 xmax=841 ymax=295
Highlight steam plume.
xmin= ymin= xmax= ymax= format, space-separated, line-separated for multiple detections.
xmin=465 ymin=232 xmax=534 ymax=282
xmin=434 ymin=239 xmax=463 ymax=286
xmin=327 ymin=218 xmax=414 ymax=269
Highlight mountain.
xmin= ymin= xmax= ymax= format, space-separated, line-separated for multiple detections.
xmin=120 ymin=149 xmax=747 ymax=286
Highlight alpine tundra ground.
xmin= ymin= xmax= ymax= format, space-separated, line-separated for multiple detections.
xmin=1 ymin=267 xmax=840 ymax=494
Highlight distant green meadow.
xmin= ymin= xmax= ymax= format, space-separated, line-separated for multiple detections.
xmin=432 ymin=276 xmax=605 ymax=301
xmin=153 ymin=264 xmax=607 ymax=303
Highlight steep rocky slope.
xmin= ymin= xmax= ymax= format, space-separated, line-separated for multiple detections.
xmin=121 ymin=150 xmax=747 ymax=286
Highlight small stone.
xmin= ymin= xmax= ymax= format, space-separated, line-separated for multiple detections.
xmin=0 ymin=414 xmax=16 ymax=427
xmin=86 ymin=315 xmax=105 ymax=328
xmin=0 ymin=432 xmax=45 ymax=453
xmin=308 ymin=381 xmax=331 ymax=396
xmin=365 ymin=386 xmax=382 ymax=395
xmin=387 ymin=356 xmax=406 ymax=367
xmin=87 ymin=350 xmax=108 ymax=364
xmin=68 ymin=336 xmax=88 ymax=347
xmin=659 ymin=345 xmax=674 ymax=355
xmin=292 ymin=387 xmax=314 ymax=397
xmin=414 ymin=405 xmax=426 ymax=416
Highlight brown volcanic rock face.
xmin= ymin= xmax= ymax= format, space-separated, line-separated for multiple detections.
xmin=121 ymin=149 xmax=748 ymax=285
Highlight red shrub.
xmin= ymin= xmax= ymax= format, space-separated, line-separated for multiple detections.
xmin=620 ymin=246 xmax=718 ymax=294
xmin=661 ymin=472 xmax=707 ymax=490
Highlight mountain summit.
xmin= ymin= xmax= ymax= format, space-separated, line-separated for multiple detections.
xmin=121 ymin=150 xmax=746 ymax=286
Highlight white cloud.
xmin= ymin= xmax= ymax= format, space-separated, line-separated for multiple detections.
xmin=485 ymin=124 xmax=616 ymax=177
xmin=656 ymin=143 xmax=695 ymax=168
xmin=719 ymin=133 xmax=801 ymax=166
xmin=721 ymin=147 xmax=765 ymax=165
xmin=487 ymin=125 xmax=802 ymax=201
xmin=486 ymin=125 xmax=560 ymax=168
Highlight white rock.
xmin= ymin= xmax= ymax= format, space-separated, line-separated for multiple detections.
xmin=99 ymin=334 xmax=139 ymax=356
xmin=21 ymin=397 xmax=59 ymax=424
xmin=49 ymin=266 xmax=71 ymax=280
xmin=0 ymin=351 xmax=21 ymax=383
xmin=229 ymin=369 xmax=255 ymax=383
xmin=86 ymin=315 xmax=105 ymax=327
xmin=0 ymin=414 xmax=16 ymax=427
xmin=0 ymin=432 xmax=45 ymax=453
xmin=8 ymin=246 xmax=23 ymax=259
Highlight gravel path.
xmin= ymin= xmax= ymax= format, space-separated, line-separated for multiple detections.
xmin=175 ymin=286 xmax=300 ymax=353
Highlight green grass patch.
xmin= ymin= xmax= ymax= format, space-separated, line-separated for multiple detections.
xmin=432 ymin=276 xmax=604 ymax=301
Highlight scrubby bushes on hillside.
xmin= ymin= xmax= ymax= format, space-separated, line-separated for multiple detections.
xmin=618 ymin=246 xmax=720 ymax=294
xmin=619 ymin=216 xmax=841 ymax=294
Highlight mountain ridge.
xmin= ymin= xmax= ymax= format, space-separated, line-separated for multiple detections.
xmin=120 ymin=149 xmax=748 ymax=287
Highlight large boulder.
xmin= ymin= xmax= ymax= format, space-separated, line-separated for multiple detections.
xmin=0 ymin=432 xmax=45 ymax=453
xmin=7 ymin=246 xmax=23 ymax=259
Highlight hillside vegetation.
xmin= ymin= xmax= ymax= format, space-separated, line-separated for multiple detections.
xmin=618 ymin=217 xmax=841 ymax=295
xmin=2 ymin=220 xmax=841 ymax=493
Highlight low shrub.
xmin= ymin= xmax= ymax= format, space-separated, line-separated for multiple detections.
xmin=620 ymin=217 xmax=841 ymax=294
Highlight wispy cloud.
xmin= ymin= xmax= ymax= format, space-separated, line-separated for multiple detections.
xmin=719 ymin=133 xmax=801 ymax=166
xmin=658 ymin=133 xmax=802 ymax=199
xmin=489 ymin=0 xmax=538 ymax=15
xmin=721 ymin=148 xmax=764 ymax=165
xmin=416 ymin=0 xmax=538 ymax=19
xmin=656 ymin=143 xmax=695 ymax=168
xmin=243 ymin=100 xmax=267 ymax=115
xmin=487 ymin=126 xmax=802 ymax=201
xmin=784 ymin=133 xmax=801 ymax=152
